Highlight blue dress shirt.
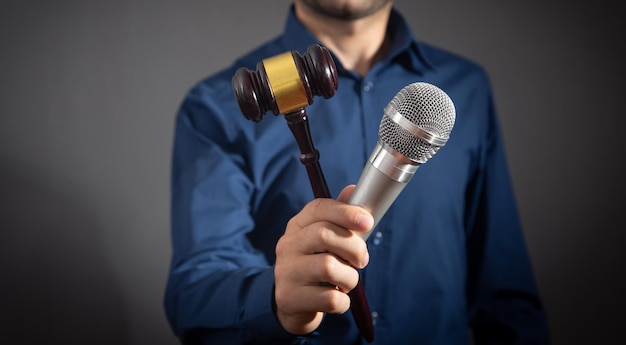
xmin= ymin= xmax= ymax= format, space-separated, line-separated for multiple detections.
xmin=165 ymin=6 xmax=549 ymax=345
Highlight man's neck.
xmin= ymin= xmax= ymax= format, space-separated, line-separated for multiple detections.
xmin=294 ymin=2 xmax=393 ymax=77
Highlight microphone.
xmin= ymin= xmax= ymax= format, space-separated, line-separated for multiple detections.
xmin=349 ymin=82 xmax=456 ymax=240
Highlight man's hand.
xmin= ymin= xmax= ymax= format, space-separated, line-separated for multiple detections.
xmin=274 ymin=185 xmax=373 ymax=335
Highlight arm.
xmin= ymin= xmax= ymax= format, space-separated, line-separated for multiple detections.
xmin=164 ymin=85 xmax=294 ymax=343
xmin=465 ymin=89 xmax=550 ymax=344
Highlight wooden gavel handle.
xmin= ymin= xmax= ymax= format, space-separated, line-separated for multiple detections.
xmin=284 ymin=109 xmax=330 ymax=198
xmin=284 ymin=109 xmax=375 ymax=343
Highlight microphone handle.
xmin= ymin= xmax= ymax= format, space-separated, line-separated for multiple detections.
xmin=348 ymin=160 xmax=407 ymax=240
xmin=349 ymin=143 xmax=414 ymax=240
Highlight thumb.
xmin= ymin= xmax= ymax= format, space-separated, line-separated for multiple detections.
xmin=336 ymin=184 xmax=356 ymax=203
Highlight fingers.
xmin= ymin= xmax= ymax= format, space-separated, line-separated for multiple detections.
xmin=289 ymin=197 xmax=373 ymax=235
xmin=275 ymin=252 xmax=358 ymax=333
xmin=283 ymin=189 xmax=372 ymax=268
xmin=274 ymin=188 xmax=374 ymax=335
xmin=277 ymin=282 xmax=353 ymax=316
xmin=274 ymin=281 xmax=349 ymax=335
xmin=282 ymin=214 xmax=369 ymax=269
xmin=274 ymin=249 xmax=359 ymax=334
xmin=279 ymin=251 xmax=360 ymax=293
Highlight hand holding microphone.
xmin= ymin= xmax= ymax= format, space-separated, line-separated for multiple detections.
xmin=274 ymin=185 xmax=373 ymax=335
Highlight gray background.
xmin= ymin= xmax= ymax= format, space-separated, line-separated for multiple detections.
xmin=1 ymin=0 xmax=624 ymax=344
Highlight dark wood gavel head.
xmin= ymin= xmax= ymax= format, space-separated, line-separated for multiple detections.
xmin=232 ymin=44 xmax=338 ymax=122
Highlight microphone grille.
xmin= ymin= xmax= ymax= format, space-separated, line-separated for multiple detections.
xmin=379 ymin=82 xmax=456 ymax=163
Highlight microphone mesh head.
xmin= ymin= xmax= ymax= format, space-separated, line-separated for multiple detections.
xmin=379 ymin=82 xmax=456 ymax=163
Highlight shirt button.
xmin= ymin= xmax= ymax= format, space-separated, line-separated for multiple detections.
xmin=363 ymin=81 xmax=374 ymax=92
xmin=372 ymin=231 xmax=383 ymax=246
xmin=371 ymin=310 xmax=379 ymax=326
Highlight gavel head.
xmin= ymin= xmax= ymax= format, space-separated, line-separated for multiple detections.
xmin=232 ymin=44 xmax=338 ymax=122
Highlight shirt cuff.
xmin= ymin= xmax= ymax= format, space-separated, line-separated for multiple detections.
xmin=243 ymin=268 xmax=303 ymax=342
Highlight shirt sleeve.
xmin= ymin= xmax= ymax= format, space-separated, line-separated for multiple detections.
xmin=465 ymin=86 xmax=551 ymax=344
xmin=163 ymin=83 xmax=299 ymax=344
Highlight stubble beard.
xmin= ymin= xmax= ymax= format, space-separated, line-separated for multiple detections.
xmin=299 ymin=0 xmax=392 ymax=20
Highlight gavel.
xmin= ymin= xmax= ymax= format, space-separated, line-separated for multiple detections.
xmin=232 ymin=44 xmax=375 ymax=342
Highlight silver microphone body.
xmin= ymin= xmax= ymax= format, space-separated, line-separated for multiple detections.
xmin=348 ymin=82 xmax=456 ymax=241
xmin=349 ymin=142 xmax=417 ymax=240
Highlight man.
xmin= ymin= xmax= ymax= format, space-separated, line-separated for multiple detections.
xmin=165 ymin=1 xmax=550 ymax=344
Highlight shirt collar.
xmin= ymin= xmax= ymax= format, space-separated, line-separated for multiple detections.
xmin=281 ymin=5 xmax=436 ymax=75
xmin=384 ymin=8 xmax=437 ymax=73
